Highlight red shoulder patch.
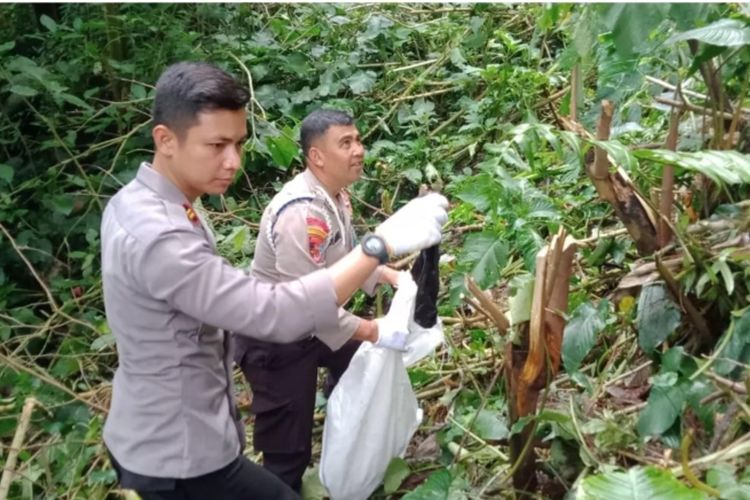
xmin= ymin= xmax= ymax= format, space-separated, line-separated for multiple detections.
xmin=182 ymin=203 xmax=199 ymax=225
xmin=307 ymin=216 xmax=330 ymax=263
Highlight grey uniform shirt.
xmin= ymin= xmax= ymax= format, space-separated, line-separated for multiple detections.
xmin=251 ymin=169 xmax=382 ymax=352
xmin=101 ymin=163 xmax=339 ymax=478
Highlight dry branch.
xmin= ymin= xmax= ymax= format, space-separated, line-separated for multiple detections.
xmin=583 ymin=101 xmax=659 ymax=255
xmin=0 ymin=398 xmax=36 ymax=500
xmin=465 ymin=277 xmax=510 ymax=333
xmin=658 ymin=102 xmax=683 ymax=248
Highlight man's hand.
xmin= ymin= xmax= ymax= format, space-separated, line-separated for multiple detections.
xmin=374 ymin=318 xmax=408 ymax=351
xmin=375 ymin=193 xmax=448 ymax=257
xmin=378 ymin=266 xmax=400 ymax=287
xmin=351 ymin=319 xmax=378 ymax=343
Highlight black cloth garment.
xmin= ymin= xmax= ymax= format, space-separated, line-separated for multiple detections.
xmin=410 ymin=244 xmax=440 ymax=328
xmin=107 ymin=449 xmax=299 ymax=500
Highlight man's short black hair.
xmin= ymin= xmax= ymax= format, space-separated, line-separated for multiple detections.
xmin=152 ymin=61 xmax=250 ymax=138
xmin=300 ymin=109 xmax=354 ymax=158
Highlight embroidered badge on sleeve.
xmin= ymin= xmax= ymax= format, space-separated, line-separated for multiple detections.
xmin=306 ymin=215 xmax=330 ymax=263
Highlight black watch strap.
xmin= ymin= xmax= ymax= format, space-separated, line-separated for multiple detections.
xmin=361 ymin=233 xmax=389 ymax=265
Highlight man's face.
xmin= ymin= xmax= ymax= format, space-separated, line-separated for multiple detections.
xmin=168 ymin=108 xmax=248 ymax=200
xmin=310 ymin=124 xmax=365 ymax=191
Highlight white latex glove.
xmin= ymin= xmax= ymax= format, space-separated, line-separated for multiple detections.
xmin=375 ymin=193 xmax=449 ymax=257
xmin=374 ymin=318 xmax=408 ymax=352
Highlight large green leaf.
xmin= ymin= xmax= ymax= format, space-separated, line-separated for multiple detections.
xmin=706 ymin=463 xmax=750 ymax=500
xmin=348 ymin=70 xmax=377 ymax=94
xmin=636 ymin=283 xmax=682 ymax=355
xmin=10 ymin=84 xmax=38 ymax=97
xmin=598 ymin=4 xmax=669 ymax=57
xmin=265 ymin=133 xmax=298 ymax=170
xmin=0 ymin=164 xmax=13 ymax=184
xmin=562 ymin=300 xmax=610 ymax=374
xmin=461 ymin=232 xmax=508 ymax=289
xmin=714 ymin=307 xmax=750 ymax=377
xmin=634 ymin=149 xmax=750 ymax=186
xmin=588 ymin=139 xmax=638 ymax=171
xmin=576 ymin=466 xmax=707 ymax=499
xmin=637 ymin=372 xmax=687 ymax=437
xmin=667 ymin=19 xmax=750 ymax=47
xmin=469 ymin=409 xmax=509 ymax=440
xmin=383 ymin=458 xmax=411 ymax=495
xmin=401 ymin=469 xmax=469 ymax=500
xmin=668 ymin=4 xmax=715 ymax=31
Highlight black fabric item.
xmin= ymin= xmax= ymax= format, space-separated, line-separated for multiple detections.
xmin=108 ymin=451 xmax=299 ymax=500
xmin=410 ymin=244 xmax=440 ymax=328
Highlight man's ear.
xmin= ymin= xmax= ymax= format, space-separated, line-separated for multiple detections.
xmin=308 ymin=146 xmax=325 ymax=169
xmin=152 ymin=124 xmax=177 ymax=157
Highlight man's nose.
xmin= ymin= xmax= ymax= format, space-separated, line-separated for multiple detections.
xmin=224 ymin=145 xmax=242 ymax=170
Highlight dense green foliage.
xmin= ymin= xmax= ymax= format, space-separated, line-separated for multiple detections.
xmin=2 ymin=3 xmax=750 ymax=499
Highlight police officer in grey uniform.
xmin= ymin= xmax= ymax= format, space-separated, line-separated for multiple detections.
xmin=100 ymin=62 xmax=448 ymax=500
xmin=234 ymin=109 xmax=404 ymax=491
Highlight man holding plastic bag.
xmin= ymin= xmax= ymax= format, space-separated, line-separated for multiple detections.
xmin=320 ymin=256 xmax=444 ymax=500
xmin=233 ymin=109 xmax=444 ymax=492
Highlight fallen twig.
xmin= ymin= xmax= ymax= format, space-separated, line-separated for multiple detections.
xmin=465 ymin=277 xmax=510 ymax=333
xmin=0 ymin=398 xmax=36 ymax=500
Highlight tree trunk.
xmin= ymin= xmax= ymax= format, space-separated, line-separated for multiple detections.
xmin=506 ymin=231 xmax=577 ymax=497
xmin=586 ymin=100 xmax=659 ymax=255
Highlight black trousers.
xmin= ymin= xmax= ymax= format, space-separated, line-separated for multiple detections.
xmin=109 ymin=451 xmax=299 ymax=500
xmin=233 ymin=336 xmax=360 ymax=492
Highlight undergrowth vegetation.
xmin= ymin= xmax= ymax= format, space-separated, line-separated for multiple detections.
xmin=2 ymin=3 xmax=750 ymax=499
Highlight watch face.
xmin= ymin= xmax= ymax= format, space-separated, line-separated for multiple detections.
xmin=365 ymin=236 xmax=383 ymax=253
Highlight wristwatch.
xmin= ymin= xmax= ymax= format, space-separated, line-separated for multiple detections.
xmin=361 ymin=233 xmax=389 ymax=265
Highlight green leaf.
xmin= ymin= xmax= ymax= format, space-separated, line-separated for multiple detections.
xmin=636 ymin=283 xmax=681 ymax=354
xmin=508 ymin=273 xmax=534 ymax=325
xmin=470 ymin=409 xmax=508 ymax=440
xmin=562 ymin=300 xmax=610 ymax=374
xmin=589 ymin=139 xmax=638 ymax=171
xmin=401 ymin=167 xmax=423 ymax=184
xmin=576 ymin=466 xmax=707 ymax=499
xmin=714 ymin=258 xmax=735 ymax=296
xmin=461 ymin=232 xmax=508 ymax=289
xmin=401 ymin=468 xmax=469 ymax=500
xmin=634 ymin=149 xmax=750 ymax=186
xmin=59 ymin=93 xmax=95 ymax=112
xmin=90 ymin=334 xmax=115 ymax=352
xmin=0 ymin=41 xmax=15 ymax=53
xmin=600 ymin=4 xmax=669 ymax=57
xmin=667 ymin=19 xmax=750 ymax=47
xmin=705 ymin=463 xmax=750 ymax=500
xmin=714 ymin=308 xmax=750 ymax=376
xmin=50 ymin=195 xmax=74 ymax=216
xmin=40 ymin=14 xmax=58 ymax=32
xmin=668 ymin=4 xmax=715 ymax=31
xmin=10 ymin=85 xmax=38 ymax=97
xmin=383 ymin=457 xmax=411 ymax=495
xmin=348 ymin=70 xmax=377 ymax=94
xmin=637 ymin=374 xmax=686 ymax=437
xmin=0 ymin=164 xmax=13 ymax=184
xmin=266 ymin=134 xmax=298 ymax=170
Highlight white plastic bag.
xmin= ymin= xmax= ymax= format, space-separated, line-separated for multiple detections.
xmin=319 ymin=273 xmax=423 ymax=500
xmin=403 ymin=317 xmax=444 ymax=367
